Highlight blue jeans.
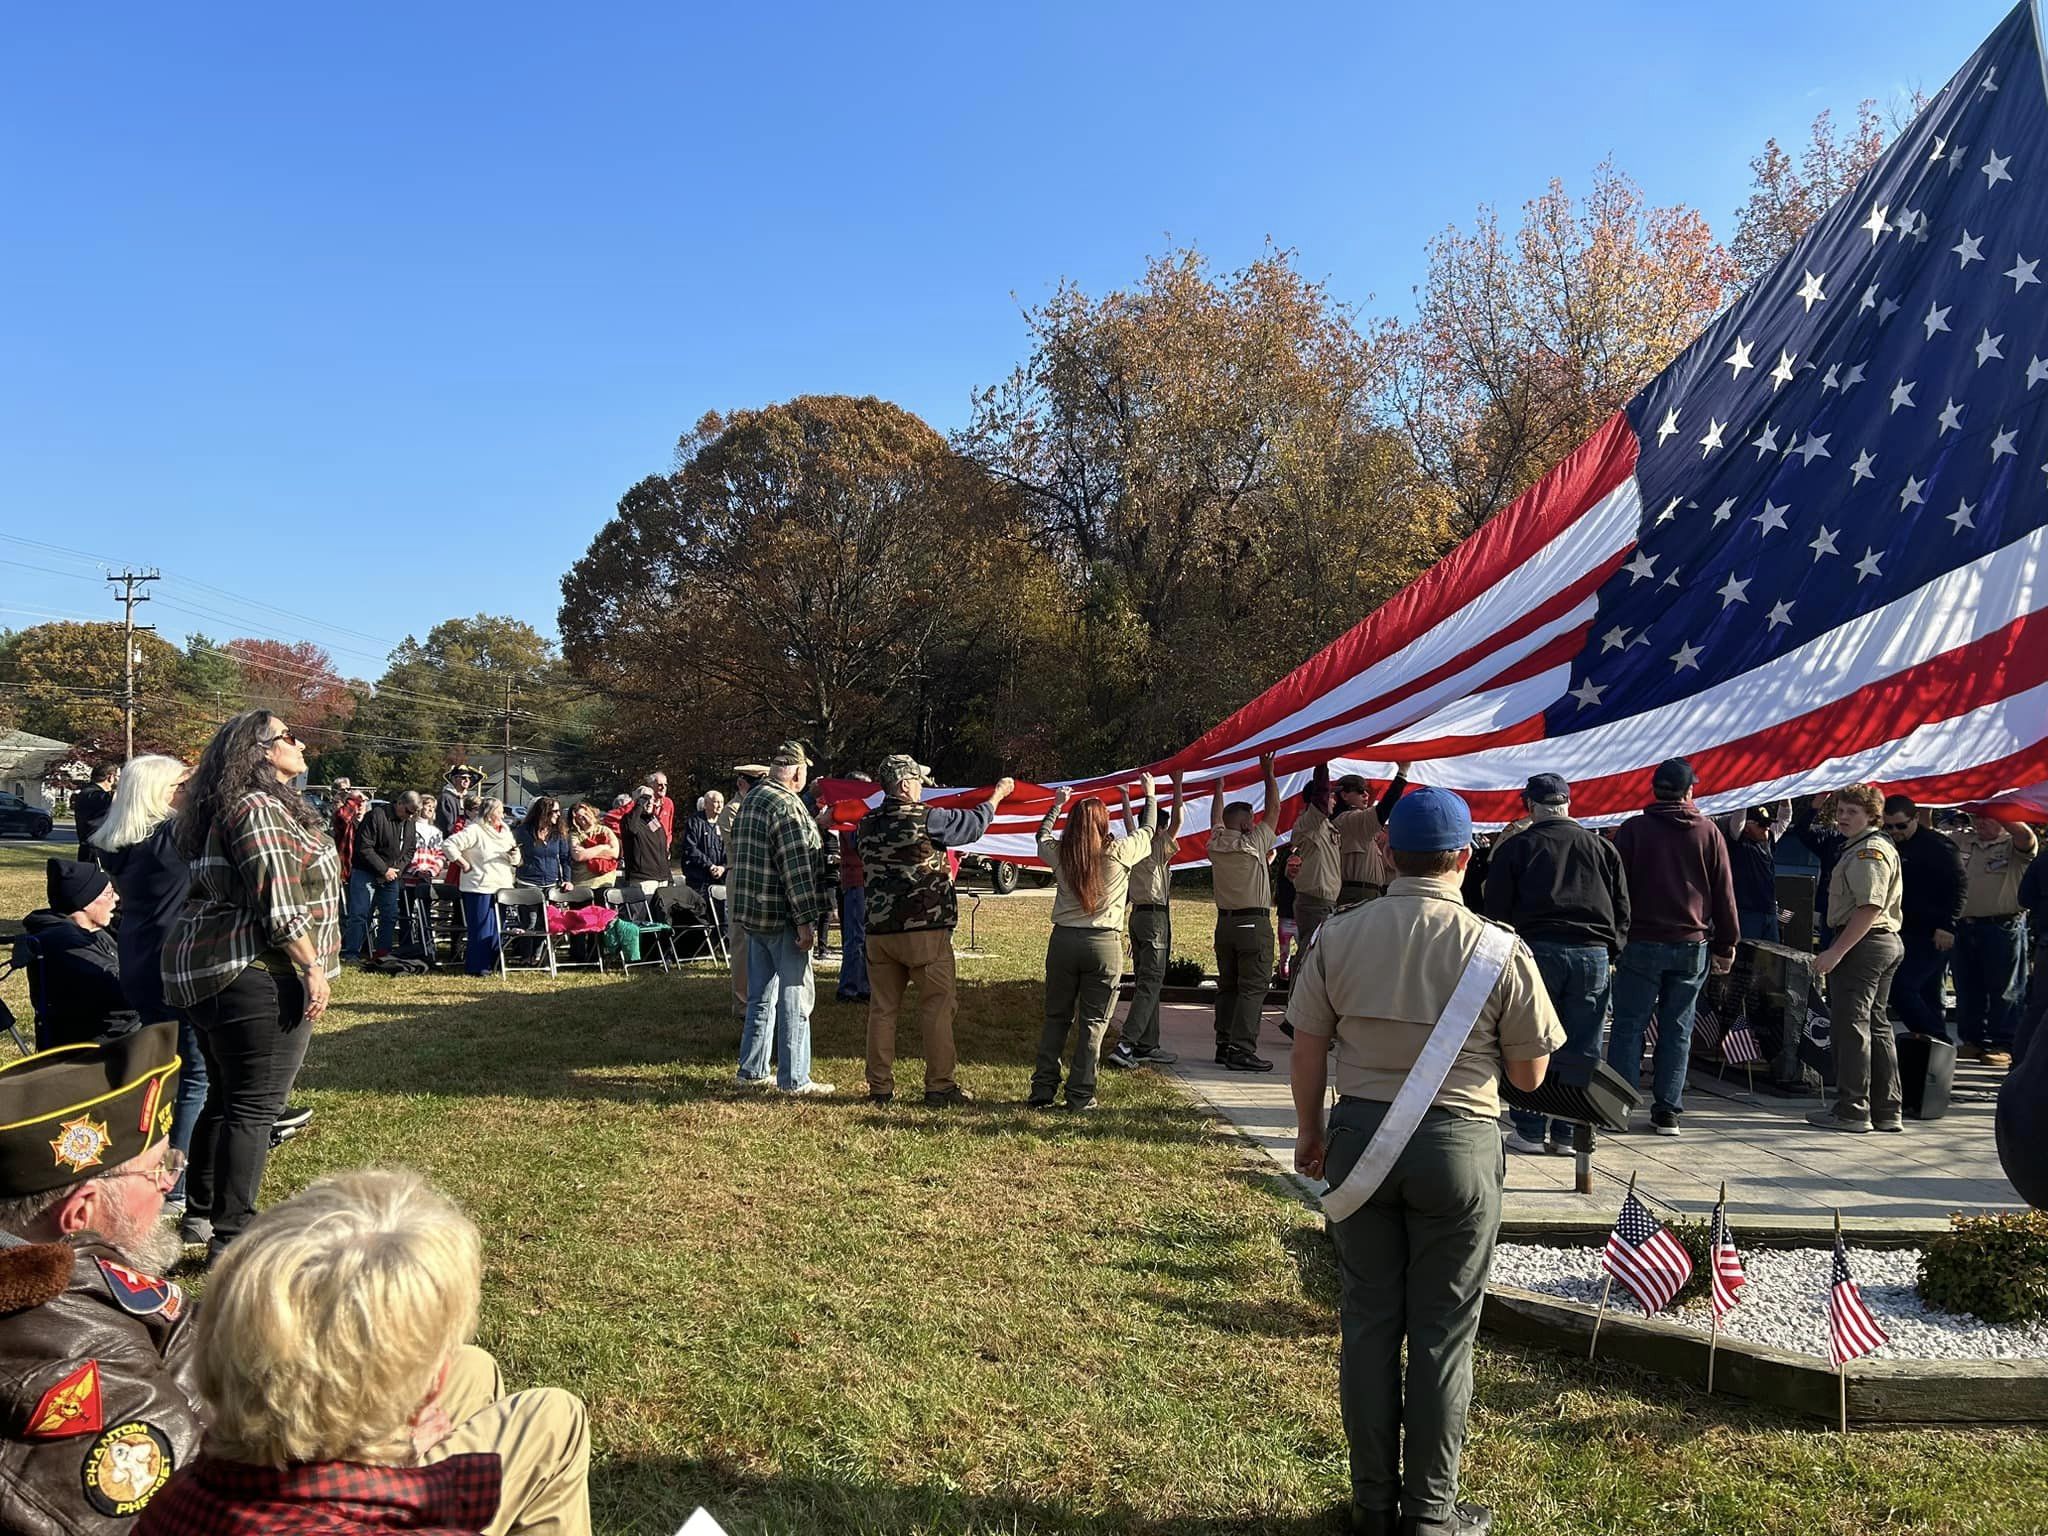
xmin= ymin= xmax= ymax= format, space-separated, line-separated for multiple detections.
xmin=1606 ymin=939 xmax=1708 ymax=1117
xmin=1739 ymin=908 xmax=1779 ymax=943
xmin=836 ymin=887 xmax=869 ymax=1000
xmin=1955 ymin=917 xmax=2024 ymax=1047
xmin=167 ymin=1013 xmax=208 ymax=1205
xmin=740 ymin=925 xmax=816 ymax=1090
xmin=343 ymin=869 xmax=402 ymax=957
xmin=1510 ymin=941 xmax=1611 ymax=1143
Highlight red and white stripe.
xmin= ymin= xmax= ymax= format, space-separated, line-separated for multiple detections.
xmin=1602 ymin=1235 xmax=1694 ymax=1317
xmin=1710 ymin=1206 xmax=1747 ymax=1324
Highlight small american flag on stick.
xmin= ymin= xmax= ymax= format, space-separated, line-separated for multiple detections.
xmin=1601 ymin=1190 xmax=1695 ymax=1315
xmin=1829 ymin=1229 xmax=1888 ymax=1367
xmin=1710 ymin=1195 xmax=1748 ymax=1322
xmin=1721 ymin=1017 xmax=1763 ymax=1067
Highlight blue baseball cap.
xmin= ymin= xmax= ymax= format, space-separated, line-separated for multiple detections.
xmin=1387 ymin=786 xmax=1473 ymax=852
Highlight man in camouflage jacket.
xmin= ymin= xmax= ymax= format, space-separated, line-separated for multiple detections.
xmin=857 ymin=755 xmax=1014 ymax=1107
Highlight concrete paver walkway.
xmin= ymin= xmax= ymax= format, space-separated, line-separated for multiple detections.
xmin=1128 ymin=998 xmax=2022 ymax=1226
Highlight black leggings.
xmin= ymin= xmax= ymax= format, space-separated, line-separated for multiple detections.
xmin=184 ymin=963 xmax=313 ymax=1251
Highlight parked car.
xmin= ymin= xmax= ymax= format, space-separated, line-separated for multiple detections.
xmin=953 ymin=853 xmax=1049 ymax=895
xmin=0 ymin=792 xmax=54 ymax=841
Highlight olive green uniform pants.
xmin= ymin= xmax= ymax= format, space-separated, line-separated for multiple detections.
xmin=1323 ymin=1099 xmax=1503 ymax=1532
xmin=1213 ymin=910 xmax=1273 ymax=1052
xmin=1123 ymin=904 xmax=1172 ymax=1053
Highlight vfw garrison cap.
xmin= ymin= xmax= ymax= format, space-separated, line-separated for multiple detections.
xmin=0 ymin=1022 xmax=181 ymax=1198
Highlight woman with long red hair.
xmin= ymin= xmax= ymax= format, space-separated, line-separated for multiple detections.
xmin=1031 ymin=773 xmax=1156 ymax=1110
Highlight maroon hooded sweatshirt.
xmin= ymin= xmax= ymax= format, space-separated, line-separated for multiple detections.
xmin=1612 ymin=799 xmax=1740 ymax=957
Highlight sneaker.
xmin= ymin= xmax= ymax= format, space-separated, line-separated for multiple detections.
xmin=161 ymin=1199 xmax=187 ymax=1223
xmin=1872 ymin=1116 xmax=1906 ymax=1132
xmin=1214 ymin=1045 xmax=1230 ymax=1065
xmin=781 ymin=1080 xmax=836 ymax=1097
xmin=1503 ymin=1129 xmax=1548 ymax=1155
xmin=1649 ymin=1108 xmax=1682 ymax=1137
xmin=179 ymin=1216 xmax=214 ymax=1248
xmin=1132 ymin=1044 xmax=1179 ymax=1065
xmin=1545 ymin=1134 xmax=1578 ymax=1156
xmin=1104 ymin=1041 xmax=1139 ymax=1071
xmin=1065 ymin=1096 xmax=1099 ymax=1112
xmin=1027 ymin=1094 xmax=1058 ymax=1110
xmin=1982 ymin=1048 xmax=2014 ymax=1069
xmin=924 ymin=1086 xmax=974 ymax=1108
xmin=1223 ymin=1049 xmax=1275 ymax=1073
xmin=867 ymin=1091 xmax=893 ymax=1106
xmin=1807 ymin=1107 xmax=1872 ymax=1133
xmin=736 ymin=1074 xmax=774 ymax=1089
xmin=1442 ymin=1504 xmax=1496 ymax=1536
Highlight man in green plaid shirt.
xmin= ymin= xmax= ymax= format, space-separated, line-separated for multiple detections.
xmin=730 ymin=740 xmax=835 ymax=1095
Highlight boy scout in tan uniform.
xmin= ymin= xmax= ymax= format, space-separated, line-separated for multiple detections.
xmin=1947 ymin=815 xmax=2039 ymax=1064
xmin=1289 ymin=778 xmax=1343 ymax=955
xmin=1110 ymin=773 xmax=1185 ymax=1070
xmin=1207 ymin=753 xmax=1282 ymax=1072
xmin=1288 ymin=787 xmax=1561 ymax=1536
xmin=1810 ymin=788 xmax=1907 ymax=1130
xmin=1333 ymin=765 xmax=1410 ymax=906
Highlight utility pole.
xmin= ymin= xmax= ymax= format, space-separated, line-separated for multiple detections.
xmin=502 ymin=675 xmax=515 ymax=806
xmin=108 ymin=571 xmax=160 ymax=760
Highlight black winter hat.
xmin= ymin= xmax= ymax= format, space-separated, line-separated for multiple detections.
xmin=45 ymin=859 xmax=110 ymax=915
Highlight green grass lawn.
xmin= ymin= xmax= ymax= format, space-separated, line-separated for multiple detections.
xmin=3 ymin=842 xmax=2045 ymax=1534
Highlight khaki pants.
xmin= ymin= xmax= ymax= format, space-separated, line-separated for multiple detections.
xmin=429 ymin=1345 xmax=591 ymax=1536
xmin=866 ymin=928 xmax=960 ymax=1096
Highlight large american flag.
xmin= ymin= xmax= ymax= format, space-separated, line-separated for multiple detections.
xmin=1602 ymin=1191 xmax=1696 ymax=1314
xmin=1829 ymin=1231 xmax=1890 ymax=1365
xmin=922 ymin=2 xmax=2048 ymax=863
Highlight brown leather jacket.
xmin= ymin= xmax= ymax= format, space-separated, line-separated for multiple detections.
xmin=0 ymin=1237 xmax=204 ymax=1536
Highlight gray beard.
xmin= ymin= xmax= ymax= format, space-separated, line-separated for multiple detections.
xmin=112 ymin=1221 xmax=186 ymax=1279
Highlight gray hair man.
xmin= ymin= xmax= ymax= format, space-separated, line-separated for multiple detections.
xmin=728 ymin=743 xmax=833 ymax=1095
xmin=856 ymin=754 xmax=1015 ymax=1105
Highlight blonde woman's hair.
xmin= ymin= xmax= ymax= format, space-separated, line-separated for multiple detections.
xmin=92 ymin=755 xmax=187 ymax=853
xmin=195 ymin=1168 xmax=482 ymax=1467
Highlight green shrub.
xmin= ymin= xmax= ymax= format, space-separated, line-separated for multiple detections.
xmin=1918 ymin=1211 xmax=2048 ymax=1323
xmin=1164 ymin=956 xmax=1206 ymax=987
xmin=1666 ymin=1218 xmax=1711 ymax=1307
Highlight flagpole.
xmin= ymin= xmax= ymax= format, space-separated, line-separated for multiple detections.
xmin=1835 ymin=1209 xmax=1849 ymax=1437
xmin=1707 ymin=1180 xmax=1725 ymax=1394
xmin=1589 ymin=1171 xmax=1634 ymax=1361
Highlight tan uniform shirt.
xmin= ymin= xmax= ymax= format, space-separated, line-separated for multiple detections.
xmin=1287 ymin=873 xmax=1564 ymax=1119
xmin=1950 ymin=827 xmax=2035 ymax=918
xmin=1041 ymin=828 xmax=1155 ymax=930
xmin=1827 ymin=829 xmax=1904 ymax=932
xmin=1128 ymin=830 xmax=1179 ymax=906
xmin=1336 ymin=805 xmax=1392 ymax=889
xmin=1209 ymin=821 xmax=1278 ymax=911
xmin=1291 ymin=805 xmax=1343 ymax=902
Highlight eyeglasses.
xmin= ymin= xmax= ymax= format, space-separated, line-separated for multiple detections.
xmin=262 ymin=730 xmax=301 ymax=748
xmin=99 ymin=1149 xmax=186 ymax=1192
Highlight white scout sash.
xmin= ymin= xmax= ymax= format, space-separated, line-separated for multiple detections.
xmin=1319 ymin=923 xmax=1517 ymax=1223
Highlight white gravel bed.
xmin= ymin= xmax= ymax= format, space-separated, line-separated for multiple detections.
xmin=1490 ymin=1242 xmax=2048 ymax=1362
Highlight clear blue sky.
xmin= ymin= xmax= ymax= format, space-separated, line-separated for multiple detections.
xmin=0 ymin=1 xmax=2016 ymax=678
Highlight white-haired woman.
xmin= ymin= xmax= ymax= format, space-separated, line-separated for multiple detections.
xmin=443 ymin=798 xmax=521 ymax=977
xmin=92 ymin=754 xmax=209 ymax=1217
xmin=136 ymin=1168 xmax=590 ymax=1536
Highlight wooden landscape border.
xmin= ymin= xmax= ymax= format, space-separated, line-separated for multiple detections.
xmin=1483 ymin=1283 xmax=2048 ymax=1425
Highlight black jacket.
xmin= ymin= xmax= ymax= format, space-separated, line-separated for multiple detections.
xmin=1896 ymin=825 xmax=1967 ymax=934
xmin=352 ymin=803 xmax=417 ymax=878
xmin=435 ymin=786 xmax=464 ymax=838
xmin=70 ymin=787 xmax=114 ymax=865
xmin=12 ymin=912 xmax=133 ymax=1052
xmin=620 ymin=808 xmax=670 ymax=886
xmin=681 ymin=812 xmax=726 ymax=891
xmin=95 ymin=822 xmax=190 ymax=1025
xmin=0 ymin=1237 xmax=205 ymax=1536
xmin=1482 ymin=815 xmax=1630 ymax=953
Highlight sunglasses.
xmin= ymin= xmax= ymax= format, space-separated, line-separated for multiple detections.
xmin=1883 ymin=819 xmax=1911 ymax=830
xmin=262 ymin=729 xmax=301 ymax=748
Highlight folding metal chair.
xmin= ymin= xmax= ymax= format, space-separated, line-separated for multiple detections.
xmin=659 ymin=882 xmax=727 ymax=965
xmin=604 ymin=881 xmax=677 ymax=973
xmin=0 ymin=931 xmax=48 ymax=1054
xmin=496 ymin=886 xmax=556 ymax=979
